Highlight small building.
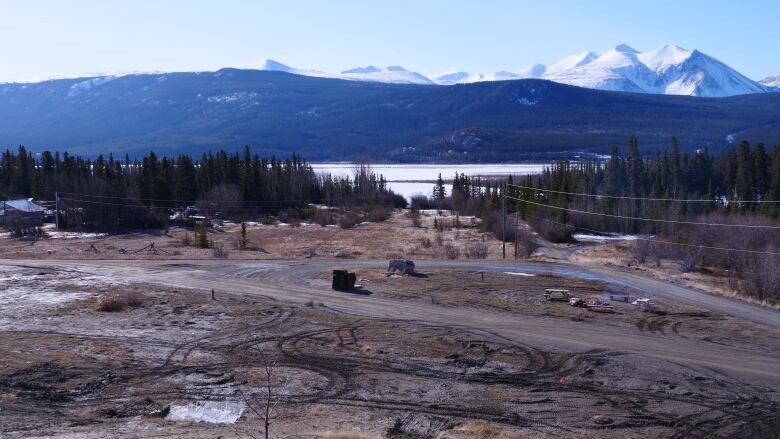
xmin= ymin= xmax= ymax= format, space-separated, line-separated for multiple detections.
xmin=0 ymin=199 xmax=46 ymax=227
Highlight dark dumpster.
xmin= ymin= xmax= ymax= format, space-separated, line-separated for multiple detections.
xmin=332 ymin=270 xmax=357 ymax=290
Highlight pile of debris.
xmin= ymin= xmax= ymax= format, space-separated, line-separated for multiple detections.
xmin=388 ymin=259 xmax=415 ymax=275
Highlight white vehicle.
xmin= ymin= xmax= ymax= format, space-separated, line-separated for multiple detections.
xmin=544 ymin=289 xmax=571 ymax=301
xmin=632 ymin=298 xmax=656 ymax=311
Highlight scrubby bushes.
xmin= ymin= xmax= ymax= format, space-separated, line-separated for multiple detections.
xmin=441 ymin=244 xmax=460 ymax=260
xmin=515 ymin=227 xmax=539 ymax=258
xmin=338 ymin=211 xmax=362 ymax=229
xmin=529 ymin=216 xmax=574 ymax=243
xmin=212 ymin=242 xmax=229 ymax=258
xmin=464 ymin=242 xmax=489 ymax=259
xmin=95 ymin=292 xmax=143 ymax=312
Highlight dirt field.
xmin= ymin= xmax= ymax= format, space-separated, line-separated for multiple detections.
xmin=0 ymin=211 xmax=499 ymax=261
xmin=1 ymin=212 xmax=780 ymax=438
xmin=1 ymin=260 xmax=779 ymax=439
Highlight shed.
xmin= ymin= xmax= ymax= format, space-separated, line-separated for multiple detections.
xmin=0 ymin=199 xmax=46 ymax=226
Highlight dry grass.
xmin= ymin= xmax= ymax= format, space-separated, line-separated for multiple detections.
xmin=95 ymin=292 xmax=144 ymax=312
xmin=436 ymin=422 xmax=523 ymax=439
xmin=322 ymin=432 xmax=382 ymax=439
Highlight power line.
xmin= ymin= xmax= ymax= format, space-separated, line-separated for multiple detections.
xmin=506 ymin=195 xmax=780 ymax=230
xmin=507 ymin=183 xmax=780 ymax=204
xmin=58 ymin=191 xmax=311 ymax=204
xmin=58 ymin=197 xmax=297 ymax=212
xmin=521 ymin=213 xmax=780 ymax=257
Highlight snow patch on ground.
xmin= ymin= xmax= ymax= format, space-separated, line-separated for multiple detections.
xmin=167 ymin=400 xmax=245 ymax=424
xmin=47 ymin=231 xmax=108 ymax=239
xmin=41 ymin=224 xmax=107 ymax=239
xmin=503 ymin=272 xmax=536 ymax=277
xmin=574 ymin=233 xmax=641 ymax=242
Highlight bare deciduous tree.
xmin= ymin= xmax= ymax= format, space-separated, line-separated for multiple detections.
xmin=240 ymin=357 xmax=289 ymax=439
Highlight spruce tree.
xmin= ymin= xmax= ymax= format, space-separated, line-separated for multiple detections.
xmin=239 ymin=222 xmax=248 ymax=250
xmin=433 ymin=173 xmax=446 ymax=200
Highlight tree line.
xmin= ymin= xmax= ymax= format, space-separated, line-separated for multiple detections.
xmin=0 ymin=145 xmax=404 ymax=232
xmin=417 ymin=137 xmax=780 ymax=302
xmin=512 ymin=137 xmax=780 ymax=303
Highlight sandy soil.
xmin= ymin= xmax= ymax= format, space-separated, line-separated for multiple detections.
xmin=1 ymin=262 xmax=778 ymax=438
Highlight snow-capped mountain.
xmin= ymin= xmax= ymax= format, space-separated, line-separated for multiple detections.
xmin=542 ymin=44 xmax=660 ymax=93
xmin=760 ymin=75 xmax=780 ymax=90
xmin=429 ymin=71 xmax=485 ymax=85
xmin=339 ymin=65 xmax=434 ymax=85
xmin=249 ymin=46 xmax=770 ymax=97
xmin=430 ymin=45 xmax=767 ymax=97
xmin=250 ymin=59 xmax=432 ymax=85
xmin=638 ymin=45 xmax=766 ymax=97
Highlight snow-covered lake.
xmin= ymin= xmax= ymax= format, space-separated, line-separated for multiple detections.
xmin=311 ymin=163 xmax=549 ymax=200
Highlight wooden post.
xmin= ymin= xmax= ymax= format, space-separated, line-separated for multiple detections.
xmin=501 ymin=182 xmax=506 ymax=259
xmin=54 ymin=192 xmax=60 ymax=230
xmin=211 ymin=289 xmax=215 ymax=300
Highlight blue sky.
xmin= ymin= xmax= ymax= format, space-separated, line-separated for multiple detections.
xmin=2 ymin=0 xmax=778 ymax=82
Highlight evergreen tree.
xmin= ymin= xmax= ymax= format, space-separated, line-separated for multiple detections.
xmin=433 ymin=173 xmax=446 ymax=200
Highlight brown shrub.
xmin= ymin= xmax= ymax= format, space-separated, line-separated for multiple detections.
xmin=313 ymin=209 xmax=337 ymax=226
xmin=366 ymin=206 xmax=393 ymax=222
xmin=515 ymin=227 xmax=539 ymax=258
xmin=464 ymin=242 xmax=489 ymax=259
xmin=95 ymin=293 xmax=127 ymax=312
xmin=95 ymin=292 xmax=144 ymax=312
xmin=436 ymin=421 xmax=524 ymax=439
xmin=211 ymin=242 xmax=229 ymax=258
xmin=338 ymin=211 xmax=361 ymax=229
xmin=441 ymin=244 xmax=460 ymax=260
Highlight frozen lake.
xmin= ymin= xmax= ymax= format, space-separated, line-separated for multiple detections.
xmin=311 ymin=163 xmax=549 ymax=200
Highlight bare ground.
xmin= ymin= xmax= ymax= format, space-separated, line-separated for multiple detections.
xmin=1 ymin=262 xmax=779 ymax=438
xmin=0 ymin=211 xmax=497 ymax=261
xmin=1 ymin=212 xmax=779 ymax=437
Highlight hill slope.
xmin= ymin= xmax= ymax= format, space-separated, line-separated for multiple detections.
xmin=1 ymin=69 xmax=780 ymax=161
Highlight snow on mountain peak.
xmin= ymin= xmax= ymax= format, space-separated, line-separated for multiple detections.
xmin=339 ymin=65 xmax=433 ymax=84
xmin=253 ymin=59 xmax=295 ymax=73
xmin=521 ymin=64 xmax=547 ymax=77
xmin=614 ymin=44 xmax=638 ymax=54
xmin=760 ymin=75 xmax=780 ymax=89
xmin=545 ymin=51 xmax=599 ymax=75
xmin=429 ymin=71 xmax=483 ymax=85
xmin=246 ymin=46 xmax=771 ymax=97
xmin=341 ymin=66 xmax=381 ymax=74
xmin=637 ymin=44 xmax=692 ymax=73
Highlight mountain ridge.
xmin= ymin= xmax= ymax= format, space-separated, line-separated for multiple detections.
xmin=242 ymin=45 xmax=769 ymax=97
xmin=2 ymin=69 xmax=780 ymax=162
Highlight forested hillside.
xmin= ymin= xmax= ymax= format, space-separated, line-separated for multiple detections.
xmin=2 ymin=70 xmax=780 ymax=161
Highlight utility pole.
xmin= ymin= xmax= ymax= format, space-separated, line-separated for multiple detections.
xmin=54 ymin=192 xmax=60 ymax=230
xmin=502 ymin=182 xmax=506 ymax=259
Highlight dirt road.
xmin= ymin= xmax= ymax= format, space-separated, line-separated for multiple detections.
xmin=3 ymin=258 xmax=778 ymax=382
